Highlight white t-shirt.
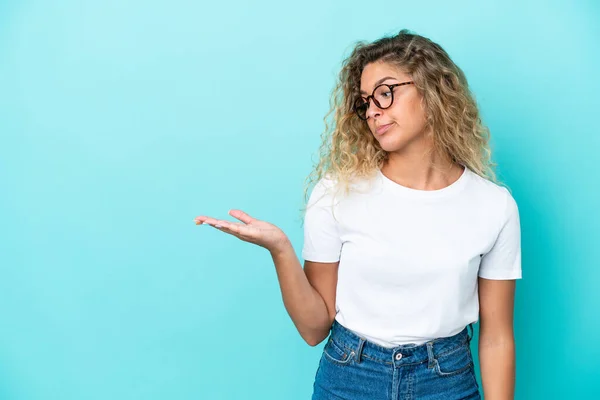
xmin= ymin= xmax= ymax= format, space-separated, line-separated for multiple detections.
xmin=301 ymin=165 xmax=522 ymax=347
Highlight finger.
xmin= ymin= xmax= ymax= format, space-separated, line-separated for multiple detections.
xmin=194 ymin=215 xmax=211 ymax=225
xmin=197 ymin=217 xmax=220 ymax=226
xmin=228 ymin=209 xmax=255 ymax=225
xmin=214 ymin=224 xmax=243 ymax=238
xmin=223 ymin=221 xmax=250 ymax=235
xmin=198 ymin=218 xmax=252 ymax=239
xmin=210 ymin=219 xmax=253 ymax=237
xmin=204 ymin=219 xmax=236 ymax=230
xmin=209 ymin=222 xmax=249 ymax=242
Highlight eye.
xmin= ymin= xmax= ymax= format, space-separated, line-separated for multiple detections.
xmin=355 ymin=97 xmax=367 ymax=107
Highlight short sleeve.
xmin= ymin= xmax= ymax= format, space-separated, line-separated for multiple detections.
xmin=478 ymin=189 xmax=522 ymax=280
xmin=301 ymin=177 xmax=343 ymax=262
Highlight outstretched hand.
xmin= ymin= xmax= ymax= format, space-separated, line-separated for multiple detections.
xmin=194 ymin=210 xmax=290 ymax=254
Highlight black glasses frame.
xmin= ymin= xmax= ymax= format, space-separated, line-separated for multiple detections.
xmin=354 ymin=81 xmax=414 ymax=120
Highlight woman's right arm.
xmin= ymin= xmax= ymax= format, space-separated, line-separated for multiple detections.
xmin=270 ymin=242 xmax=339 ymax=346
xmin=194 ymin=209 xmax=338 ymax=346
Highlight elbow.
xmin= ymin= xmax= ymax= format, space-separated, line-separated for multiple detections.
xmin=305 ymin=339 xmax=325 ymax=347
xmin=304 ymin=334 xmax=327 ymax=347
xmin=302 ymin=329 xmax=331 ymax=347
xmin=300 ymin=315 xmax=335 ymax=347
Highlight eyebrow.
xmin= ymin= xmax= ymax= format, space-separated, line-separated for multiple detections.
xmin=360 ymin=76 xmax=398 ymax=95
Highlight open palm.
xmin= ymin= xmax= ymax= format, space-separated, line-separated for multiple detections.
xmin=194 ymin=209 xmax=290 ymax=253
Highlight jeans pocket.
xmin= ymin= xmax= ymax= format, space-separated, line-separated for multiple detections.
xmin=433 ymin=344 xmax=474 ymax=377
xmin=322 ymin=338 xmax=355 ymax=366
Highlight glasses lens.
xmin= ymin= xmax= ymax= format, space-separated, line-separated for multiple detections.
xmin=354 ymin=85 xmax=394 ymax=120
xmin=354 ymin=98 xmax=368 ymax=120
xmin=374 ymin=85 xmax=393 ymax=109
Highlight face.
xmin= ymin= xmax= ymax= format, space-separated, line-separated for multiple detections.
xmin=358 ymin=61 xmax=430 ymax=153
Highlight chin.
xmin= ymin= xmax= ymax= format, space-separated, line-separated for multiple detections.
xmin=379 ymin=143 xmax=406 ymax=154
xmin=381 ymin=130 xmax=424 ymax=153
xmin=377 ymin=134 xmax=406 ymax=151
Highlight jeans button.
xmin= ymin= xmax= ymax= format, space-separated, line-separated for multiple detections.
xmin=395 ymin=353 xmax=403 ymax=361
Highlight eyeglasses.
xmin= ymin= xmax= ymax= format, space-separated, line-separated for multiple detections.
xmin=353 ymin=81 xmax=414 ymax=120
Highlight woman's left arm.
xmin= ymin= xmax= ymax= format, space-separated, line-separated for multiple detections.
xmin=478 ymin=277 xmax=517 ymax=400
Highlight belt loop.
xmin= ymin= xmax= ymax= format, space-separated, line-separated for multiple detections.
xmin=355 ymin=338 xmax=366 ymax=364
xmin=426 ymin=341 xmax=435 ymax=369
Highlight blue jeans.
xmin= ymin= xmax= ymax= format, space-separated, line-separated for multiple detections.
xmin=312 ymin=320 xmax=481 ymax=399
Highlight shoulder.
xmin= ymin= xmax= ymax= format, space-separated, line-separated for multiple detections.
xmin=465 ymin=169 xmax=518 ymax=223
xmin=317 ymin=173 xmax=339 ymax=189
xmin=310 ymin=174 xmax=338 ymax=196
xmin=306 ymin=174 xmax=340 ymax=207
xmin=309 ymin=170 xmax=381 ymax=206
xmin=467 ymin=169 xmax=514 ymax=201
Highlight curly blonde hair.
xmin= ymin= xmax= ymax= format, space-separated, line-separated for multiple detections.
xmin=301 ymin=29 xmax=504 ymax=218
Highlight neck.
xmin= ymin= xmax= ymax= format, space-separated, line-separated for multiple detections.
xmin=381 ymin=138 xmax=462 ymax=191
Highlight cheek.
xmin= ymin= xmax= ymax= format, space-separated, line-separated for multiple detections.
xmin=415 ymin=98 xmax=428 ymax=125
xmin=390 ymin=99 xmax=427 ymax=129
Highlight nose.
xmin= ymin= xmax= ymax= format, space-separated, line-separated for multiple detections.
xmin=365 ymin=97 xmax=383 ymax=120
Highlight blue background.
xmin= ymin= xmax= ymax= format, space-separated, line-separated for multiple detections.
xmin=1 ymin=1 xmax=599 ymax=398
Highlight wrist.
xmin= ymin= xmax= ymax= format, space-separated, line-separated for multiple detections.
xmin=269 ymin=238 xmax=292 ymax=258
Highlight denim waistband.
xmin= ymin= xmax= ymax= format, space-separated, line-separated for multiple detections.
xmin=328 ymin=319 xmax=474 ymax=368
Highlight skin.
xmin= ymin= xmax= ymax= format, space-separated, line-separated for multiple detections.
xmin=359 ymin=60 xmax=464 ymax=189
xmin=195 ymin=60 xmax=517 ymax=399
xmin=360 ymin=61 xmax=517 ymax=399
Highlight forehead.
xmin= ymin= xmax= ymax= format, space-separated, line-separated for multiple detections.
xmin=359 ymin=62 xmax=409 ymax=94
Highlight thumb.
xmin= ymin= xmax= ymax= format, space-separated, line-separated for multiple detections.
xmin=229 ymin=209 xmax=256 ymax=224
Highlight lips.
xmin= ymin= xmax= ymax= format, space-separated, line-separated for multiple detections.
xmin=376 ymin=123 xmax=394 ymax=134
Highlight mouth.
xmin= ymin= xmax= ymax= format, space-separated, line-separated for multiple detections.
xmin=375 ymin=123 xmax=394 ymax=135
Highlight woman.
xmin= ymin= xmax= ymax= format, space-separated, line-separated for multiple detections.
xmin=195 ymin=29 xmax=521 ymax=400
